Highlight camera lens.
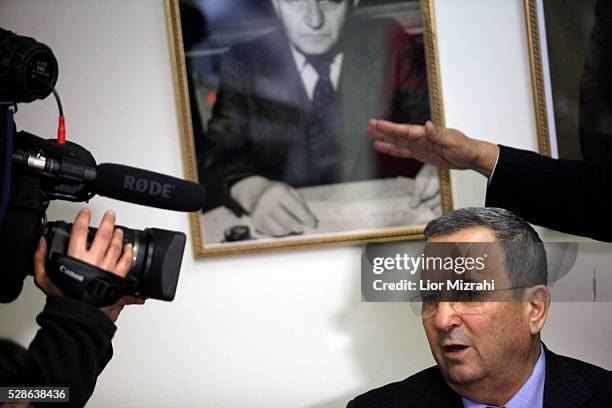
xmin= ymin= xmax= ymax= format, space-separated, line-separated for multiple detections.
xmin=120 ymin=227 xmax=186 ymax=301
xmin=44 ymin=221 xmax=186 ymax=301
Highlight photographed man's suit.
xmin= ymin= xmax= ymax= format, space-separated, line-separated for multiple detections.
xmin=348 ymin=346 xmax=612 ymax=408
xmin=485 ymin=145 xmax=612 ymax=241
xmin=199 ymin=17 xmax=430 ymax=212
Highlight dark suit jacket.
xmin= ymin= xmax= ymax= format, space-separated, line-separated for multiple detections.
xmin=348 ymin=346 xmax=612 ymax=407
xmin=485 ymin=145 xmax=612 ymax=241
xmin=199 ymin=17 xmax=430 ymax=211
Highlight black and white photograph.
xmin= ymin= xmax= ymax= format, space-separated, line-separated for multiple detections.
xmin=167 ymin=0 xmax=450 ymax=256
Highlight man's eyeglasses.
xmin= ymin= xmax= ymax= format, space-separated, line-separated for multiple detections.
xmin=410 ymin=287 xmax=531 ymax=319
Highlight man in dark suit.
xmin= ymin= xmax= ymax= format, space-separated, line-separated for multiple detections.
xmin=200 ymin=0 xmax=437 ymax=237
xmin=349 ymin=207 xmax=612 ymax=407
xmin=366 ymin=118 xmax=612 ymax=241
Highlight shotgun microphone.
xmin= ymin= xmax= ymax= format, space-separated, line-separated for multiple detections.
xmin=91 ymin=163 xmax=205 ymax=212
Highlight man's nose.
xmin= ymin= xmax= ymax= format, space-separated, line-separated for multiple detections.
xmin=431 ymin=302 xmax=462 ymax=332
xmin=304 ymin=0 xmax=325 ymax=29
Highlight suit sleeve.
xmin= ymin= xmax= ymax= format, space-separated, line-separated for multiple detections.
xmin=486 ymin=145 xmax=612 ymax=241
xmin=579 ymin=0 xmax=612 ymax=165
xmin=28 ymin=296 xmax=116 ymax=407
xmin=198 ymin=45 xmax=263 ymax=213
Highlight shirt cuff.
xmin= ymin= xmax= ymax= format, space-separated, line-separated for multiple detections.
xmin=487 ymin=146 xmax=501 ymax=186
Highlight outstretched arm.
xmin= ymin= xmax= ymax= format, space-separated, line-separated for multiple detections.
xmin=367 ymin=119 xmax=499 ymax=177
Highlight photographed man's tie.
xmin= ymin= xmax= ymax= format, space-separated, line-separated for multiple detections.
xmin=306 ymin=55 xmax=342 ymax=185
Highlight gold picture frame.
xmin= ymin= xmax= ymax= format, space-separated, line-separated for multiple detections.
xmin=524 ymin=0 xmax=552 ymax=156
xmin=166 ymin=0 xmax=452 ymax=257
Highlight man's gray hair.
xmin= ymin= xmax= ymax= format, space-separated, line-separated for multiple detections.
xmin=424 ymin=207 xmax=547 ymax=287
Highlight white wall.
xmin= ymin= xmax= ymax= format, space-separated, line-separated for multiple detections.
xmin=0 ymin=1 xmax=610 ymax=407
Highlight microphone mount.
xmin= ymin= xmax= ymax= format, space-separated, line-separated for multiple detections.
xmin=11 ymin=130 xmax=205 ymax=210
xmin=12 ymin=151 xmax=97 ymax=182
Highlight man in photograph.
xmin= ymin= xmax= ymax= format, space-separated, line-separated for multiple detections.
xmin=199 ymin=0 xmax=438 ymax=237
xmin=349 ymin=207 xmax=612 ymax=407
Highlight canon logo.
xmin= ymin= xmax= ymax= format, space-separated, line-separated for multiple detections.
xmin=123 ymin=176 xmax=175 ymax=198
xmin=59 ymin=264 xmax=84 ymax=282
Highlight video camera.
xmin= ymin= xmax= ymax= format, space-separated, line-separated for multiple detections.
xmin=0 ymin=28 xmax=206 ymax=307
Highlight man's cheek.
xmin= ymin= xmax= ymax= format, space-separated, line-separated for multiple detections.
xmin=423 ymin=326 xmax=438 ymax=351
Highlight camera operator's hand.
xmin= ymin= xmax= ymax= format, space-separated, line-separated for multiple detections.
xmin=33 ymin=208 xmax=145 ymax=323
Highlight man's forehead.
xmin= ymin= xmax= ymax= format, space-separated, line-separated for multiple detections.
xmin=427 ymin=226 xmax=497 ymax=244
xmin=422 ymin=227 xmax=510 ymax=283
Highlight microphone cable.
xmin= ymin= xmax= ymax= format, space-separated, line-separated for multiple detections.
xmin=49 ymin=84 xmax=65 ymax=144
xmin=34 ymin=78 xmax=65 ymax=144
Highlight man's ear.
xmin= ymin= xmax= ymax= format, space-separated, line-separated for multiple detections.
xmin=525 ymin=285 xmax=550 ymax=336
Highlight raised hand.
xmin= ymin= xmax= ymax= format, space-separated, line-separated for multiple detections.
xmin=367 ymin=119 xmax=499 ymax=177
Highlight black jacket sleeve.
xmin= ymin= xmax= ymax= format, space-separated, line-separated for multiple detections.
xmin=486 ymin=145 xmax=612 ymax=241
xmin=28 ymin=296 xmax=116 ymax=407
xmin=198 ymin=42 xmax=264 ymax=213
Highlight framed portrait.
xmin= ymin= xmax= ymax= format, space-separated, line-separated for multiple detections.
xmin=525 ymin=0 xmax=607 ymax=161
xmin=165 ymin=0 xmax=451 ymax=257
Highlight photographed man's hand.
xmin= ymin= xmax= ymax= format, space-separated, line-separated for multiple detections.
xmin=33 ymin=208 xmax=145 ymax=323
xmin=411 ymin=165 xmax=441 ymax=213
xmin=367 ymin=119 xmax=499 ymax=177
xmin=231 ymin=176 xmax=317 ymax=237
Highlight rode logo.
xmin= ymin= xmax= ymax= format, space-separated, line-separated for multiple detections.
xmin=59 ymin=264 xmax=84 ymax=282
xmin=123 ymin=176 xmax=175 ymax=198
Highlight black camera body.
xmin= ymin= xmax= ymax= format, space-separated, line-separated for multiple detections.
xmin=45 ymin=221 xmax=185 ymax=306
xmin=0 ymin=28 xmax=198 ymax=306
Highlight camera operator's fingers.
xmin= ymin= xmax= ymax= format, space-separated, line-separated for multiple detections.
xmin=101 ymin=294 xmax=145 ymax=323
xmin=68 ymin=208 xmax=92 ymax=256
xmin=33 ymin=238 xmax=62 ymax=297
xmin=88 ymin=210 xmax=117 ymax=263
xmin=124 ymin=295 xmax=146 ymax=305
xmin=100 ymin=228 xmax=124 ymax=271
xmin=33 ymin=237 xmax=47 ymax=274
xmin=111 ymin=243 xmax=134 ymax=278
xmin=100 ymin=298 xmax=126 ymax=323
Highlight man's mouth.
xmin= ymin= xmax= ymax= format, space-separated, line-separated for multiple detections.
xmin=442 ymin=344 xmax=470 ymax=356
xmin=300 ymin=33 xmax=331 ymax=38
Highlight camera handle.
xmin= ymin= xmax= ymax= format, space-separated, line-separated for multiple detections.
xmin=47 ymin=254 xmax=131 ymax=307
